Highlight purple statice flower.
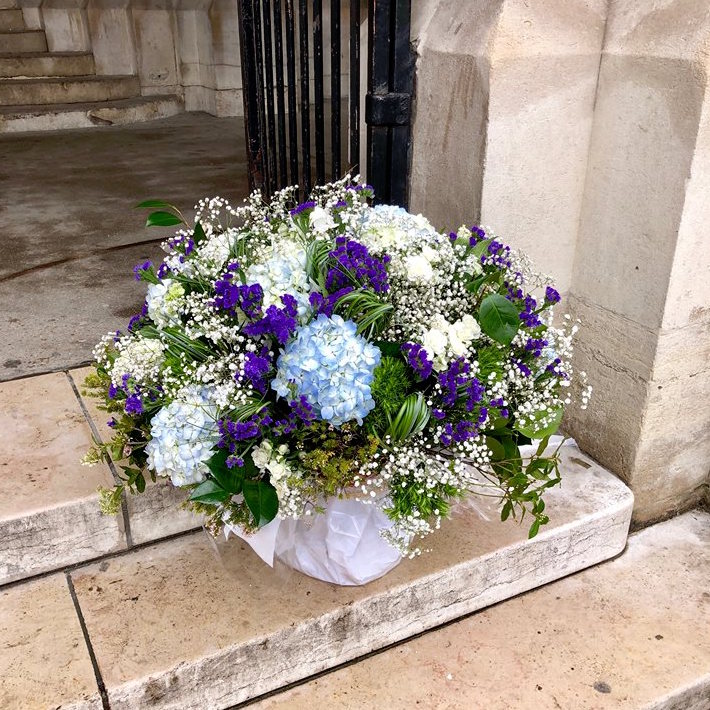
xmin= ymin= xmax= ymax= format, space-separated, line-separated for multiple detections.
xmin=290 ymin=395 xmax=316 ymax=424
xmin=513 ymin=359 xmax=533 ymax=378
xmin=107 ymin=418 xmax=117 ymax=428
xmin=113 ymin=330 xmax=122 ymax=343
xmin=241 ymin=351 xmax=272 ymax=394
xmin=449 ymin=231 xmax=458 ymax=242
xmin=157 ymin=262 xmax=172 ymax=279
xmin=524 ymin=337 xmax=549 ymax=358
xmin=482 ymin=239 xmax=512 ymax=268
xmin=346 ymin=184 xmax=374 ymax=193
xmin=439 ymin=422 xmax=454 ymax=446
xmin=124 ymin=393 xmax=144 ymax=415
xmin=309 ymin=287 xmax=353 ymax=317
xmin=217 ymin=416 xmax=262 ymax=450
xmin=545 ymin=286 xmax=561 ymax=305
xmin=243 ymin=295 xmax=298 ymax=344
xmin=465 ymin=377 xmax=485 ymax=412
xmin=490 ymin=397 xmax=509 ymax=419
xmin=469 ymin=225 xmax=486 ymax=246
xmin=213 ymin=274 xmax=264 ymax=319
xmin=334 ymin=200 xmax=347 ymax=209
xmin=432 ymin=408 xmax=446 ymax=420
xmin=226 ymin=456 xmax=244 ymax=469
xmin=108 ymin=383 xmax=118 ymax=399
xmin=326 ymin=237 xmax=390 ymax=294
xmin=504 ymin=279 xmax=524 ymax=301
xmin=133 ymin=260 xmax=152 ymax=281
xmin=184 ymin=237 xmax=195 ymax=256
xmin=401 ymin=342 xmax=433 ymax=380
xmin=438 ymin=357 xmax=472 ymax=407
xmin=519 ymin=295 xmax=542 ymax=328
xmin=127 ymin=302 xmax=149 ymax=333
xmin=289 ymin=200 xmax=317 ymax=216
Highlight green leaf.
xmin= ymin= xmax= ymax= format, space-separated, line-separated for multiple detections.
xmin=478 ymin=294 xmax=520 ymax=345
xmin=193 ymin=221 xmax=206 ymax=244
xmin=501 ymin=500 xmax=513 ymax=522
xmin=145 ymin=211 xmax=183 ymax=227
xmin=205 ymin=450 xmax=244 ymax=495
xmin=528 ymin=519 xmax=541 ymax=539
xmin=135 ymin=199 xmax=174 ymax=209
xmin=470 ymin=238 xmax=493 ymax=258
xmin=485 ymin=436 xmax=506 ymax=461
xmin=135 ymin=473 xmax=146 ymax=493
xmin=387 ymin=392 xmax=430 ymax=442
xmin=514 ymin=406 xmax=563 ymax=439
xmin=243 ymin=479 xmax=279 ymax=526
xmin=189 ymin=479 xmax=230 ymax=505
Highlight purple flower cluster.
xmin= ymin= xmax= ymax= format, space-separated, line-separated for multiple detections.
xmin=468 ymin=225 xmax=486 ymax=246
xmin=401 ymin=342 xmax=433 ymax=380
xmin=519 ymin=295 xmax=542 ymax=328
xmin=289 ymin=200 xmax=317 ymax=216
xmin=438 ymin=408 xmax=489 ymax=446
xmin=545 ymin=286 xmax=561 ymax=304
xmin=524 ymin=337 xmax=549 ymax=358
xmin=217 ymin=416 xmax=262 ymax=450
xmin=127 ymin=302 xmax=149 ymax=333
xmin=309 ymin=287 xmax=353 ymax=317
xmin=482 ymin=239 xmax=512 ymax=269
xmin=326 ymin=237 xmax=390 ymax=294
xmin=213 ymin=269 xmax=265 ymax=320
xmin=133 ymin=261 xmax=152 ymax=281
xmin=241 ymin=350 xmax=272 ymax=393
xmin=243 ymin=294 xmax=298 ymax=344
xmin=438 ymin=358 xmax=473 ymax=407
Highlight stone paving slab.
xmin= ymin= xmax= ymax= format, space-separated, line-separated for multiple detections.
xmin=0 ymin=573 xmax=103 ymax=709
xmin=0 ymin=373 xmax=125 ymax=584
xmin=70 ymin=446 xmax=633 ymax=709
xmin=71 ymin=367 xmax=202 ymax=546
xmin=255 ymin=510 xmax=710 ymax=710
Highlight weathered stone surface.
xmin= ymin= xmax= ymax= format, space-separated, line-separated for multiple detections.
xmin=0 ymin=8 xmax=24 ymax=31
xmin=255 ymin=511 xmax=710 ymax=710
xmin=71 ymin=367 xmax=202 ymax=546
xmin=0 ymin=574 xmax=103 ymax=709
xmin=566 ymin=0 xmax=710 ymax=523
xmin=0 ymin=373 xmax=125 ymax=584
xmin=0 ymin=29 xmax=46 ymax=53
xmin=0 ymin=74 xmax=140 ymax=106
xmin=0 ymin=51 xmax=95 ymax=78
xmin=71 ymin=446 xmax=632 ymax=709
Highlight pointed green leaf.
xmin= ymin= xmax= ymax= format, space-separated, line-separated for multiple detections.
xmin=479 ymin=293 xmax=520 ymax=345
xmin=189 ymin=479 xmax=230 ymax=505
xmin=243 ymin=479 xmax=279 ymax=526
xmin=205 ymin=450 xmax=244 ymax=495
xmin=135 ymin=199 xmax=174 ymax=210
xmin=145 ymin=211 xmax=183 ymax=227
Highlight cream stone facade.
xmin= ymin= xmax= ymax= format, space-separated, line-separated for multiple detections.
xmin=410 ymin=0 xmax=710 ymax=524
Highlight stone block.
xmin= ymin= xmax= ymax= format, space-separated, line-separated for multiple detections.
xmin=0 ymin=51 xmax=95 ymax=78
xmin=0 ymin=373 xmax=126 ymax=584
xmin=70 ymin=446 xmax=632 ymax=708
xmin=255 ymin=511 xmax=710 ymax=710
xmin=0 ymin=75 xmax=140 ymax=106
xmin=0 ymin=30 xmax=47 ymax=53
xmin=0 ymin=574 xmax=103 ymax=709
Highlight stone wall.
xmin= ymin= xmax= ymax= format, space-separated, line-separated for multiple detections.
xmin=410 ymin=0 xmax=710 ymax=524
xmin=21 ymin=0 xmax=357 ymax=117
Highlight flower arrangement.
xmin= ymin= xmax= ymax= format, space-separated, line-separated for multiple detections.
xmin=84 ymin=177 xmax=591 ymax=561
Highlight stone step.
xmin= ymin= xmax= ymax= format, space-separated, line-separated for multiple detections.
xmin=0 ymin=370 xmax=198 ymax=586
xmin=64 ymin=446 xmax=632 ymax=708
xmin=0 ymin=74 xmax=139 ymax=106
xmin=0 ymin=93 xmax=184 ymax=132
xmin=0 ymin=30 xmax=47 ymax=54
xmin=0 ymin=0 xmax=18 ymax=8
xmin=0 ymin=51 xmax=95 ymax=78
xmin=254 ymin=511 xmax=710 ymax=710
xmin=0 ymin=8 xmax=24 ymax=31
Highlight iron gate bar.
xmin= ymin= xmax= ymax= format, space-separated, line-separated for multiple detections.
xmin=298 ymin=0 xmax=311 ymax=195
xmin=238 ymin=0 xmax=266 ymax=192
xmin=331 ymin=0 xmax=342 ymax=178
xmin=349 ymin=0 xmax=360 ymax=171
xmin=262 ymin=0 xmax=278 ymax=196
xmin=272 ymin=0 xmax=288 ymax=186
xmin=252 ymin=0 xmax=270 ymax=192
xmin=284 ymin=0 xmax=299 ymax=185
xmin=313 ymin=0 xmax=326 ymax=185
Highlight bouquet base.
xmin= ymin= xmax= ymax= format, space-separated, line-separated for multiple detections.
xmin=226 ymin=496 xmax=404 ymax=586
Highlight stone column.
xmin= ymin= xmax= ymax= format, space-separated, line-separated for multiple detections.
xmin=565 ymin=0 xmax=710 ymax=523
xmin=409 ymin=0 xmax=607 ymax=293
xmin=86 ymin=0 xmax=137 ymax=76
xmin=176 ymin=0 xmax=216 ymax=114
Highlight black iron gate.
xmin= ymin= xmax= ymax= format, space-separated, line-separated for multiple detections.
xmin=237 ymin=0 xmax=414 ymax=206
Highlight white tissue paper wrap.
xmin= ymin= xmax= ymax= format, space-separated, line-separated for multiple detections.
xmin=224 ymin=435 xmax=574 ymax=586
xmin=224 ymin=495 xmax=404 ymax=586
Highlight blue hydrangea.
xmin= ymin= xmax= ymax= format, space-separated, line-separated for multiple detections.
xmin=271 ymin=314 xmax=381 ymax=426
xmin=145 ymin=387 xmax=218 ymax=487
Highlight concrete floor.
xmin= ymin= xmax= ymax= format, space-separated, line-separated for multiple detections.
xmin=0 ymin=113 xmax=249 ymax=381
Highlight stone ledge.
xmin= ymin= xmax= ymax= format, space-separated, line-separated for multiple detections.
xmin=255 ymin=510 xmax=710 ymax=710
xmin=70 ymin=446 xmax=633 ymax=709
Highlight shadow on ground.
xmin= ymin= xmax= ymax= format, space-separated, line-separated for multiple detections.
xmin=0 ymin=113 xmax=249 ymax=381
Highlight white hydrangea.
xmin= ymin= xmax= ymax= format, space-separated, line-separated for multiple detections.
xmin=252 ymin=440 xmax=305 ymax=518
xmin=308 ymin=206 xmax=336 ymax=234
xmin=245 ymin=238 xmax=312 ymax=313
xmin=146 ymin=279 xmax=185 ymax=329
xmin=145 ymin=387 xmax=219 ymax=487
xmin=110 ymin=336 xmax=164 ymax=388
